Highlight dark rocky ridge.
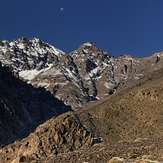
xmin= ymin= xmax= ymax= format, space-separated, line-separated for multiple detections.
xmin=0 ymin=62 xmax=71 ymax=146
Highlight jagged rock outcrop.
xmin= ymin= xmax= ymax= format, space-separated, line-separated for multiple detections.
xmin=0 ymin=112 xmax=93 ymax=163
xmin=0 ymin=62 xmax=71 ymax=146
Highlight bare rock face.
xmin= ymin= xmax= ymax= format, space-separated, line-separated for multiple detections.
xmin=0 ymin=112 xmax=93 ymax=163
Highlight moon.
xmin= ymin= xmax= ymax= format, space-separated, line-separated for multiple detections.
xmin=61 ymin=8 xmax=64 ymax=11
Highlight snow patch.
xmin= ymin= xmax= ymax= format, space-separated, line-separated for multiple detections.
xmin=83 ymin=42 xmax=93 ymax=46
xmin=19 ymin=69 xmax=41 ymax=81
xmin=83 ymin=49 xmax=89 ymax=54
xmin=17 ymin=43 xmax=25 ymax=49
xmin=9 ymin=42 xmax=15 ymax=46
xmin=19 ymin=64 xmax=53 ymax=81
xmin=89 ymin=67 xmax=101 ymax=78
xmin=62 ymin=67 xmax=77 ymax=81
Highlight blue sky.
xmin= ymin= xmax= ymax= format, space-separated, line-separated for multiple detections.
xmin=1 ymin=0 xmax=163 ymax=58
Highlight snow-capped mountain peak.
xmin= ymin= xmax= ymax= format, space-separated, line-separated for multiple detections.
xmin=0 ymin=37 xmax=65 ymax=72
xmin=1 ymin=37 xmax=163 ymax=109
xmin=83 ymin=42 xmax=94 ymax=46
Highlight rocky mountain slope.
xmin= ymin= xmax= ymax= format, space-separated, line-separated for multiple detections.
xmin=1 ymin=37 xmax=163 ymax=109
xmin=77 ymin=67 xmax=163 ymax=142
xmin=0 ymin=62 xmax=71 ymax=146
xmin=0 ymin=37 xmax=163 ymax=162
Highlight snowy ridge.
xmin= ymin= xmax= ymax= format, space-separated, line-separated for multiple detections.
xmin=0 ymin=37 xmax=65 ymax=72
xmin=19 ymin=63 xmax=53 ymax=81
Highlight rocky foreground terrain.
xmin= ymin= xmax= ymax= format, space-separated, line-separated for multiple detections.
xmin=0 ymin=38 xmax=163 ymax=162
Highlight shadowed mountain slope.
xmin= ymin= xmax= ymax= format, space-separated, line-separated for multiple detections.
xmin=0 ymin=62 xmax=71 ymax=146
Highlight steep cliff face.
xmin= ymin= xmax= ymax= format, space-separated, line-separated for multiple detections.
xmin=1 ymin=38 xmax=163 ymax=109
xmin=0 ymin=62 xmax=71 ymax=146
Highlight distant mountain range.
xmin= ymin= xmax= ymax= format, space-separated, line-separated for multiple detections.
xmin=0 ymin=37 xmax=163 ymax=162
xmin=0 ymin=37 xmax=163 ymax=110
